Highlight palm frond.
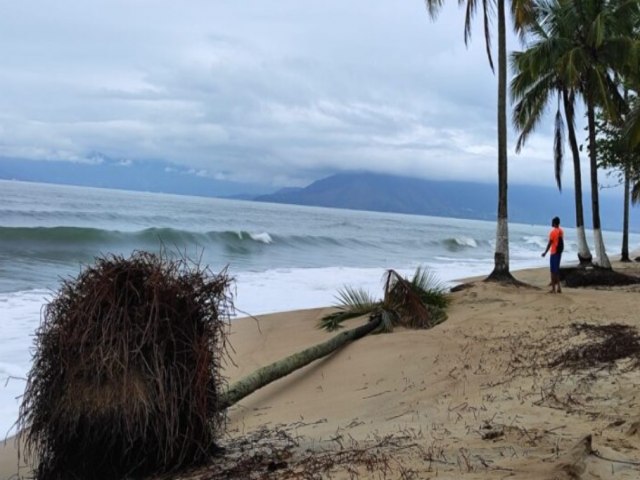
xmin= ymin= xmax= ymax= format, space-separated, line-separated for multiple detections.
xmin=319 ymin=286 xmax=379 ymax=331
xmin=511 ymin=72 xmax=555 ymax=150
xmin=481 ymin=0 xmax=495 ymax=72
xmin=319 ymin=310 xmax=371 ymax=332
xmin=554 ymin=100 xmax=565 ymax=191
xmin=335 ymin=285 xmax=378 ymax=311
xmin=384 ymin=269 xmax=446 ymax=330
xmin=320 ymin=268 xmax=450 ymax=334
xmin=424 ymin=0 xmax=445 ymax=19
xmin=511 ymin=0 xmax=534 ymax=36
xmin=409 ymin=266 xmax=451 ymax=309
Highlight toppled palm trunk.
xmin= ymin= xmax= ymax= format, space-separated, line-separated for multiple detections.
xmin=220 ymin=315 xmax=381 ymax=409
xmin=222 ymin=268 xmax=451 ymax=410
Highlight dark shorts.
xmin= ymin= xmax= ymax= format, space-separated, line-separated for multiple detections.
xmin=550 ymin=253 xmax=561 ymax=274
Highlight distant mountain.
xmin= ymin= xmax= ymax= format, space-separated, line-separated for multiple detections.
xmin=255 ymin=172 xmax=634 ymax=231
xmin=0 ymin=157 xmax=271 ymax=198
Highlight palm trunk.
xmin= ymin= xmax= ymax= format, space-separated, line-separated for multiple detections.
xmin=562 ymin=90 xmax=593 ymax=265
xmin=621 ymin=162 xmax=631 ymax=262
xmin=621 ymin=88 xmax=631 ymax=263
xmin=587 ymin=102 xmax=611 ymax=269
xmin=487 ymin=0 xmax=512 ymax=282
xmin=219 ymin=315 xmax=381 ymax=409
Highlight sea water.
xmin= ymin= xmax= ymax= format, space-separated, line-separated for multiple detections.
xmin=0 ymin=179 xmax=636 ymax=437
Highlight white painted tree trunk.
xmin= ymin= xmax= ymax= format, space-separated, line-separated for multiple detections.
xmin=575 ymin=225 xmax=592 ymax=263
xmin=593 ymin=228 xmax=611 ymax=268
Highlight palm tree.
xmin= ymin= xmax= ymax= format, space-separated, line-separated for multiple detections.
xmin=517 ymin=0 xmax=637 ymax=269
xmin=510 ymin=0 xmax=594 ymax=265
xmin=220 ymin=268 xmax=449 ymax=409
xmin=574 ymin=0 xmax=638 ymax=268
xmin=595 ymin=93 xmax=640 ymax=263
xmin=424 ymin=0 xmax=533 ymax=282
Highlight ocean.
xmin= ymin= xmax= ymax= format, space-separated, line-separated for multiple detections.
xmin=0 ymin=179 xmax=636 ymax=438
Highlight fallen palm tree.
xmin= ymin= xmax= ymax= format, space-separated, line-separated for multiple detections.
xmin=221 ymin=268 xmax=449 ymax=409
xmin=19 ymin=257 xmax=448 ymax=479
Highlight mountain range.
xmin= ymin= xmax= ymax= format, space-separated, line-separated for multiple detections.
xmin=255 ymin=172 xmax=634 ymax=231
xmin=1 ymin=157 xmax=633 ymax=231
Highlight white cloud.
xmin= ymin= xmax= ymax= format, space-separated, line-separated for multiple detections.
xmin=0 ymin=0 xmax=568 ymax=189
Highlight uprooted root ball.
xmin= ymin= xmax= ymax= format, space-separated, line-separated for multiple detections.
xmin=18 ymin=252 xmax=233 ymax=480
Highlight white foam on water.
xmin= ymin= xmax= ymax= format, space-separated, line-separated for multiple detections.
xmin=235 ymin=267 xmax=413 ymax=317
xmin=233 ymin=261 xmax=499 ymax=317
xmin=0 ymin=289 xmax=49 ymax=438
xmin=522 ymin=235 xmax=548 ymax=249
xmin=249 ymin=232 xmax=273 ymax=244
xmin=454 ymin=236 xmax=478 ymax=248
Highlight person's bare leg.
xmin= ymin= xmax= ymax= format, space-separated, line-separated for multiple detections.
xmin=556 ymin=273 xmax=562 ymax=293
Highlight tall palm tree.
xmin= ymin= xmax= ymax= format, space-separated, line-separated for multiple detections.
xmin=575 ymin=0 xmax=637 ymax=268
xmin=515 ymin=0 xmax=637 ymax=269
xmin=424 ymin=0 xmax=532 ymax=282
xmin=595 ymin=90 xmax=639 ymax=262
xmin=510 ymin=0 xmax=594 ymax=265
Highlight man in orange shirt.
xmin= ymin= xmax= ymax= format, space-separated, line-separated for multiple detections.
xmin=541 ymin=216 xmax=564 ymax=293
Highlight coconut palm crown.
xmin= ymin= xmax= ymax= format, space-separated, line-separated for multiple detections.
xmin=319 ymin=267 xmax=450 ymax=333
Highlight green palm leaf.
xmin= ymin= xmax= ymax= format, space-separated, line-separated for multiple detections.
xmin=409 ymin=266 xmax=451 ymax=309
xmin=319 ymin=267 xmax=450 ymax=332
xmin=318 ymin=286 xmax=379 ymax=331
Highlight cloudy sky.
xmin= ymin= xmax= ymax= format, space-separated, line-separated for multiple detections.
xmin=0 ymin=0 xmax=580 ymax=189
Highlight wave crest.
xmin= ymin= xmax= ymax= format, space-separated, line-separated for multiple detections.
xmin=442 ymin=236 xmax=479 ymax=251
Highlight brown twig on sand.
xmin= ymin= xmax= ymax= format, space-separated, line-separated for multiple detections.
xmin=549 ymin=322 xmax=640 ymax=371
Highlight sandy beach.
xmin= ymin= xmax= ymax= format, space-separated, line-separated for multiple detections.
xmin=3 ymin=261 xmax=640 ymax=479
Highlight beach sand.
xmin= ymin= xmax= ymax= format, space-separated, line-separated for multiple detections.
xmin=3 ymin=261 xmax=640 ymax=479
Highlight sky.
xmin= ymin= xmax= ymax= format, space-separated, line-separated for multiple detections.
xmin=0 ymin=0 xmax=599 ymax=190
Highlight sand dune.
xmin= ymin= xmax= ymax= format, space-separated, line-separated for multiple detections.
xmin=3 ymin=262 xmax=640 ymax=479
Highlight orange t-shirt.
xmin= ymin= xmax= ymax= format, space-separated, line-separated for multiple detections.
xmin=549 ymin=227 xmax=564 ymax=254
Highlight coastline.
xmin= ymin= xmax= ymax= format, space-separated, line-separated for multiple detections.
xmin=4 ymin=259 xmax=640 ymax=479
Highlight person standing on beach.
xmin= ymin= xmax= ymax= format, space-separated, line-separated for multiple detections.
xmin=541 ymin=216 xmax=564 ymax=293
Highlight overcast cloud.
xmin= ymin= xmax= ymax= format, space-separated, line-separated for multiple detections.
xmin=0 ymin=0 xmax=583 ymax=189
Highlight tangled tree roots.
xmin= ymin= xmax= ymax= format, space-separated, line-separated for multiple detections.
xmin=560 ymin=266 xmax=640 ymax=288
xmin=18 ymin=252 xmax=233 ymax=480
